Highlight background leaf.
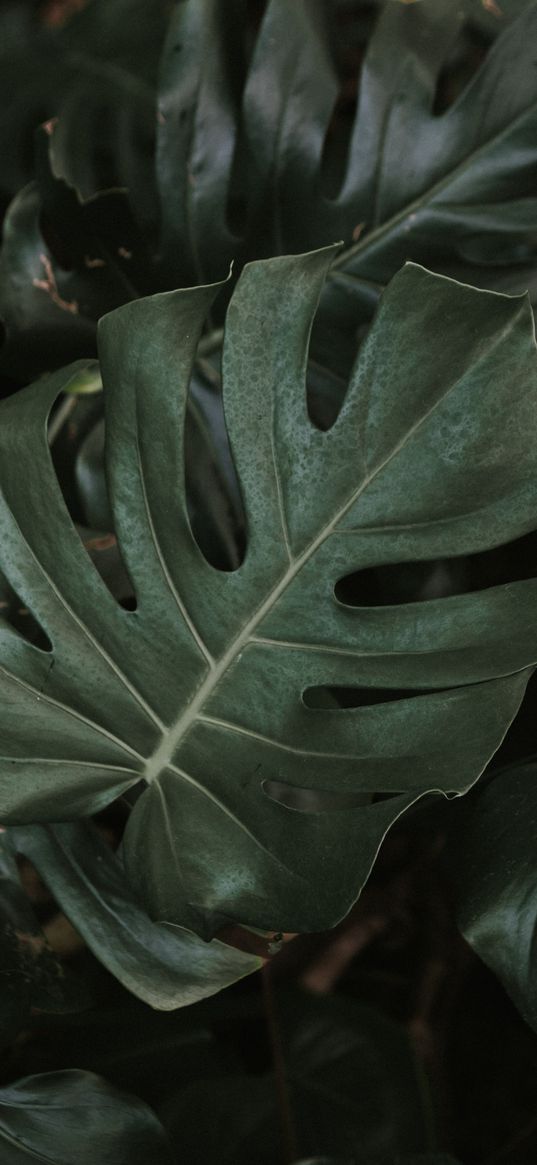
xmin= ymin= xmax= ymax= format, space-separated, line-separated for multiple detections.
xmin=0 ymin=1069 xmax=172 ymax=1164
xmin=0 ymin=831 xmax=88 ymax=1049
xmin=3 ymin=0 xmax=536 ymax=386
xmin=159 ymin=990 xmax=432 ymax=1164
xmin=447 ymin=759 xmax=537 ymax=1033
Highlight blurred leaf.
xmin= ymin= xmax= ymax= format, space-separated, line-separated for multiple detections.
xmin=0 ymin=130 xmax=152 ymax=381
xmin=397 ymin=1157 xmax=462 ymax=1164
xmin=0 ymin=1069 xmax=173 ymax=1163
xmin=161 ymin=991 xmax=432 ymax=1164
xmin=16 ymin=997 xmax=239 ymax=1108
xmin=447 ymin=759 xmax=537 ymax=1033
xmin=4 ymin=0 xmax=537 ymax=386
xmin=0 ymin=831 xmax=91 ymax=1048
xmin=292 ymin=1157 xmax=461 ymax=1165
xmin=156 ymin=0 xmax=537 ymax=372
xmin=0 ymin=0 xmax=170 ymax=212
xmin=11 ymin=821 xmax=261 ymax=1010
xmin=318 ymin=0 xmax=537 ymax=366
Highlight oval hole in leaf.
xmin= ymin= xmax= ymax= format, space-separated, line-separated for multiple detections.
xmin=0 ymin=578 xmax=52 ymax=653
xmin=432 ymin=23 xmax=490 ymax=116
xmin=263 ymin=779 xmax=370 ymax=812
xmin=306 ymin=359 xmax=349 ymax=432
xmin=335 ymin=530 xmax=537 ymax=607
xmin=302 ymin=685 xmax=437 ymax=710
xmin=49 ymin=402 xmax=137 ymax=607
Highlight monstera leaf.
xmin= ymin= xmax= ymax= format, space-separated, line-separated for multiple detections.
xmin=158 ymin=0 xmax=537 ymax=354
xmin=10 ymin=821 xmax=260 ymax=1010
xmin=447 ymin=758 xmax=537 ymax=1033
xmin=3 ymin=0 xmax=537 ymax=383
xmin=319 ymin=0 xmax=537 ymax=362
xmin=0 ymin=1070 xmax=172 ymax=1164
xmin=0 ymin=249 xmax=537 ymax=938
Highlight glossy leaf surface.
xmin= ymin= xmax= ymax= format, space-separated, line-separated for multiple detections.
xmin=322 ymin=0 xmax=537 ymax=331
xmin=4 ymin=0 xmax=537 ymax=383
xmin=10 ymin=821 xmax=260 ymax=1010
xmin=0 ymin=1070 xmax=172 ymax=1164
xmin=157 ymin=0 xmax=537 ymax=345
xmin=0 ymin=251 xmax=536 ymax=937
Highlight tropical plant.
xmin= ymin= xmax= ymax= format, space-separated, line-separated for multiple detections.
xmin=1 ymin=1 xmax=537 ymax=1162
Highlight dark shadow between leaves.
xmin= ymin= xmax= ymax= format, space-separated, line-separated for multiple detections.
xmin=432 ymin=22 xmax=490 ymax=116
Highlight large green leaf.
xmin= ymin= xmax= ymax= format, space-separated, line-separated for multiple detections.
xmin=0 ymin=1070 xmax=172 ymax=1164
xmin=0 ymin=251 xmax=536 ymax=937
xmin=10 ymin=821 xmax=260 ymax=1010
xmin=447 ymin=759 xmax=537 ymax=1033
xmin=160 ymin=991 xmax=431 ymax=1163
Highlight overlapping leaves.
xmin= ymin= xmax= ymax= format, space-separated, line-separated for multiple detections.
xmin=10 ymin=821 xmax=260 ymax=1010
xmin=157 ymin=0 xmax=537 ymax=297
xmin=3 ymin=0 xmax=537 ymax=381
xmin=0 ymin=249 xmax=536 ymax=939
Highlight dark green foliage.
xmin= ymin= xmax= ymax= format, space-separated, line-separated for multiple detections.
xmin=0 ymin=1069 xmax=173 ymax=1163
xmin=11 ymin=820 xmax=260 ymax=1009
xmin=1 ymin=253 xmax=536 ymax=941
xmin=447 ymin=760 xmax=537 ymax=1033
xmin=0 ymin=1 xmax=537 ymax=1162
xmin=160 ymin=993 xmax=431 ymax=1163
xmin=3 ymin=0 xmax=537 ymax=382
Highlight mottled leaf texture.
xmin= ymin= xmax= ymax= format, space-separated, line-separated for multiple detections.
xmin=0 ymin=1070 xmax=172 ymax=1164
xmin=0 ymin=250 xmax=537 ymax=938
xmin=448 ymin=759 xmax=537 ymax=1034
xmin=10 ymin=821 xmax=260 ymax=1010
